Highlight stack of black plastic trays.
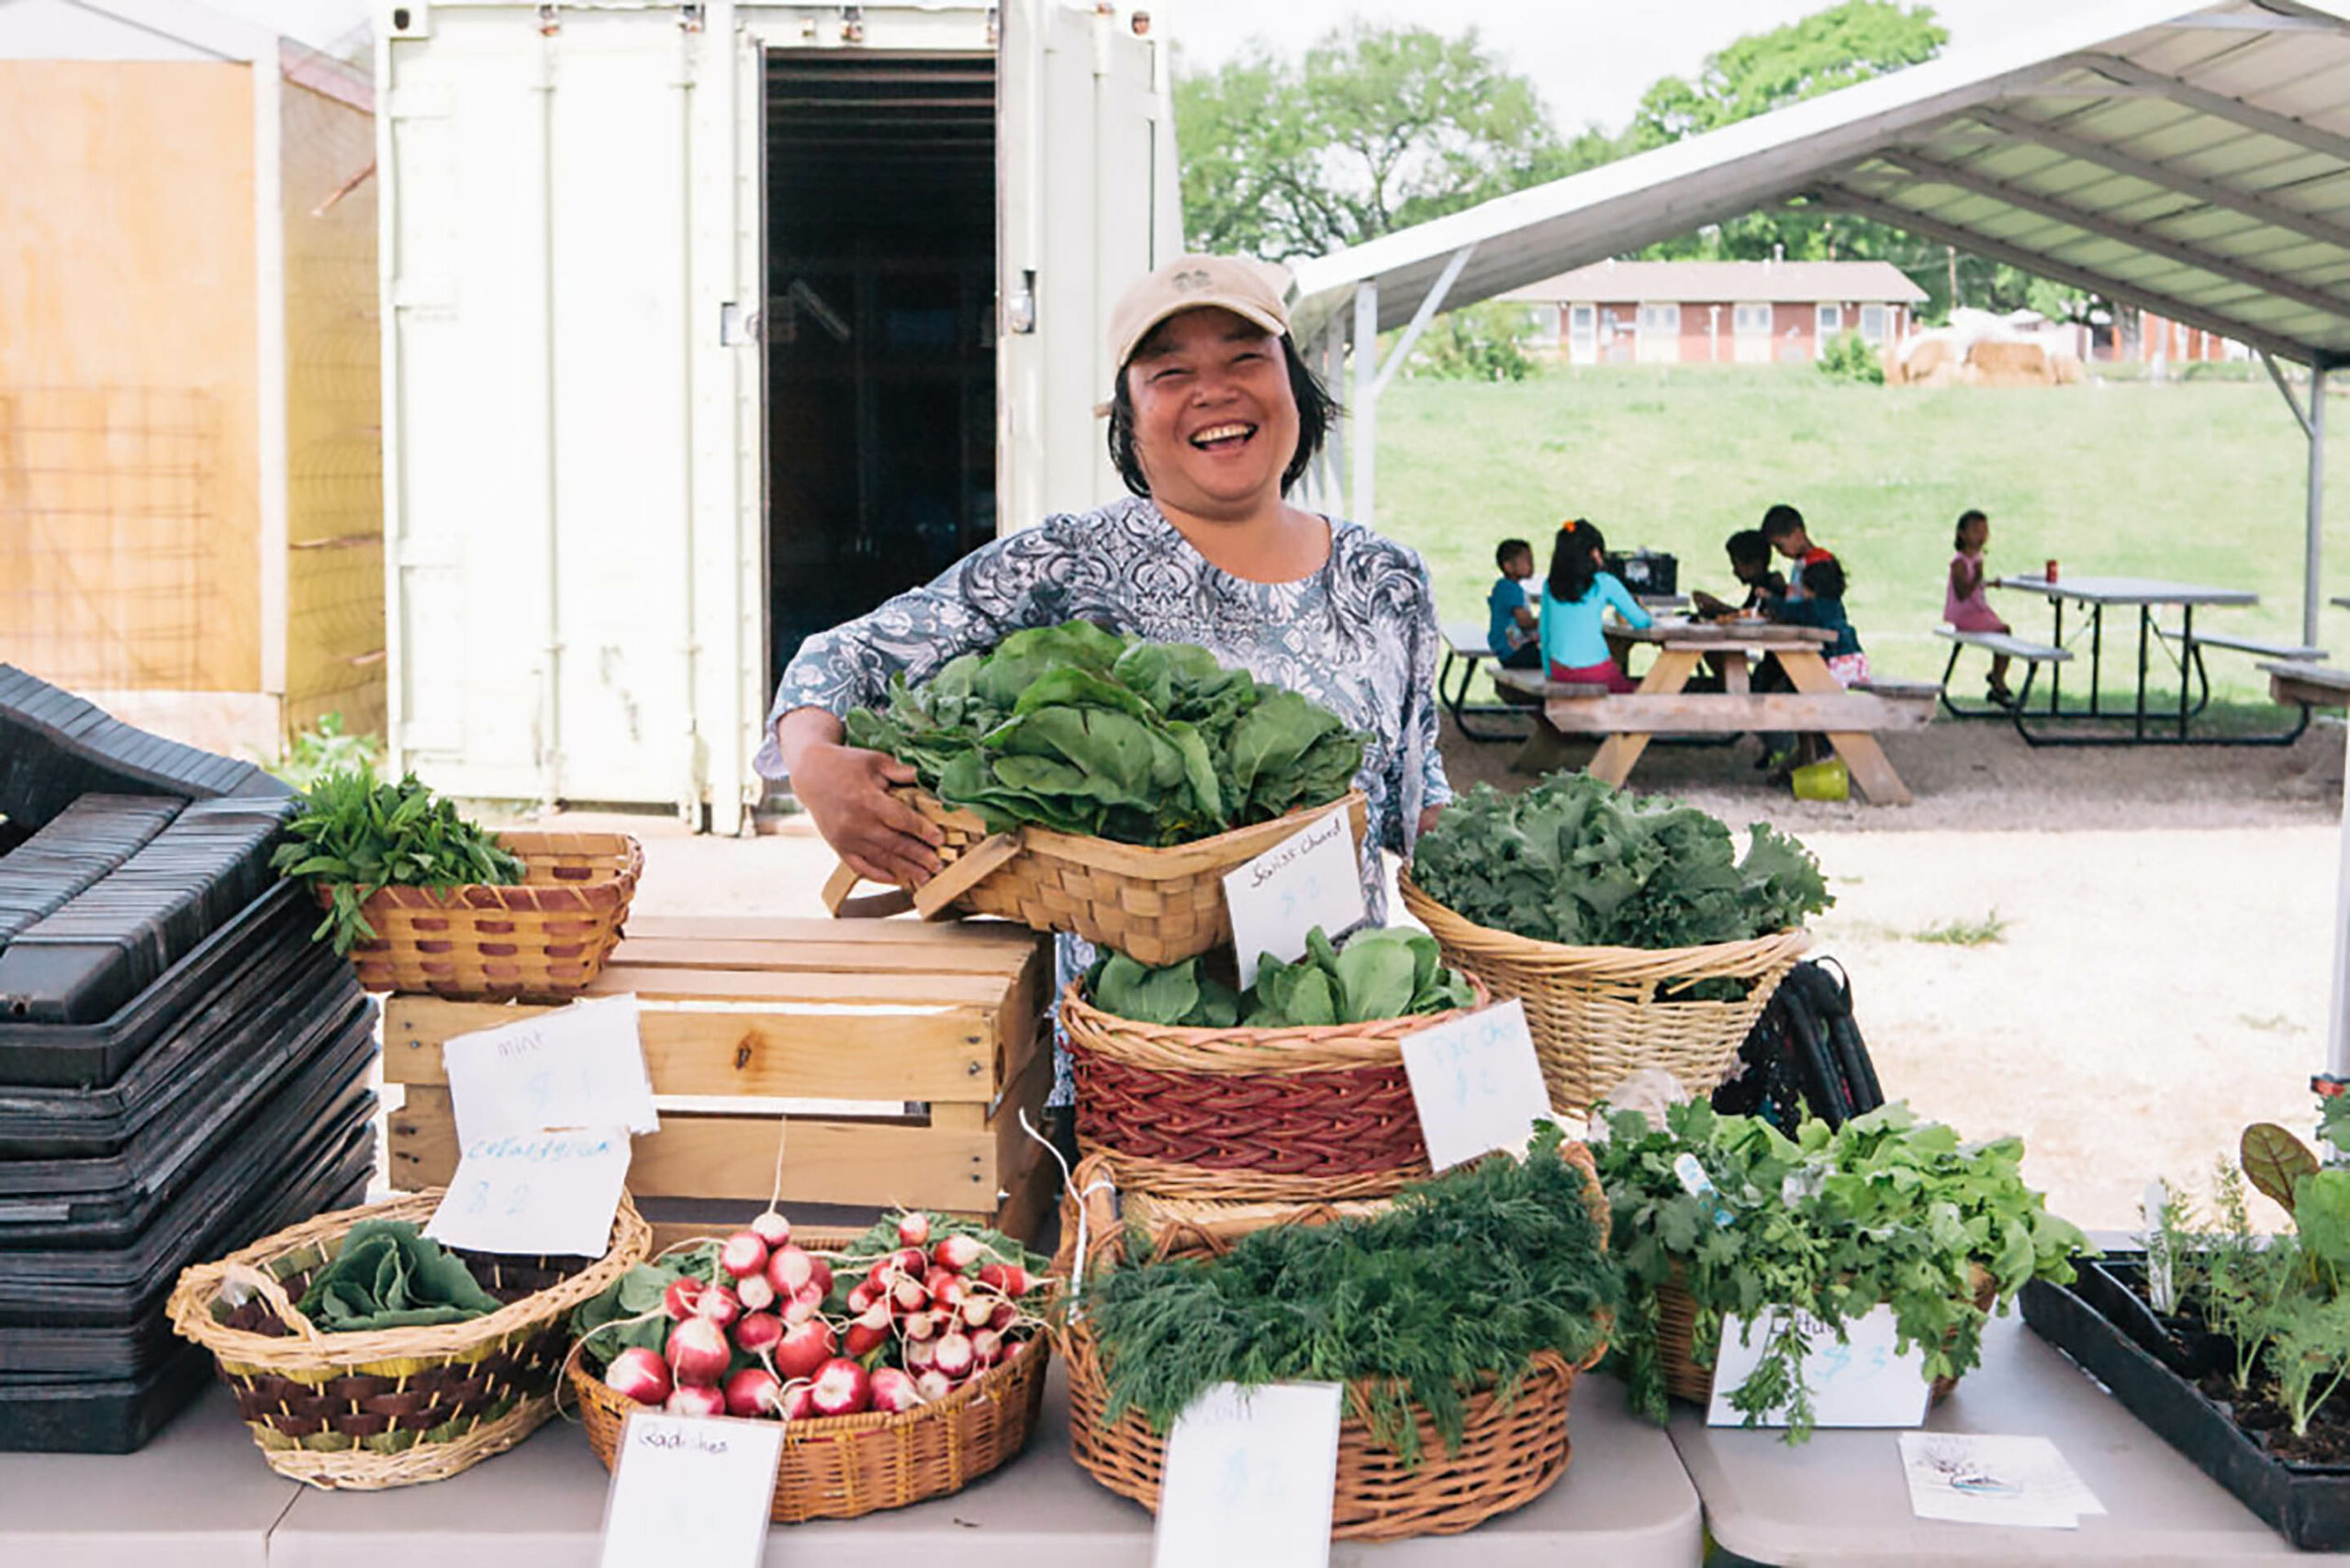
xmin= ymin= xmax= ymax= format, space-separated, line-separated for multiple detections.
xmin=0 ymin=668 xmax=379 ymax=1451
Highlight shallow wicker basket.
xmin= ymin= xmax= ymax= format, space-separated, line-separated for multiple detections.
xmin=324 ymin=831 xmax=643 ymax=997
xmin=1653 ymin=1263 xmax=1997 ymax=1409
xmin=1397 ymin=873 xmax=1807 ymax=1113
xmin=568 ymin=1225 xmax=1051 ymax=1523
xmin=166 ymin=1190 xmax=651 ymax=1490
xmin=1053 ymin=1148 xmax=1607 ymax=1542
xmin=822 ymin=790 xmax=1368 ymax=967
xmin=1060 ymin=976 xmax=1493 ymax=1206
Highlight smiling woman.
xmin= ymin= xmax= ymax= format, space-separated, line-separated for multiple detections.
xmin=758 ymin=253 xmax=1454 ymax=1103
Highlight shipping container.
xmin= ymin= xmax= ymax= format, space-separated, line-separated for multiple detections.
xmin=376 ymin=0 xmax=1181 ymax=832
xmin=0 ymin=0 xmax=384 ymax=760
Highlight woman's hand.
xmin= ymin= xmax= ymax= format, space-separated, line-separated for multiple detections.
xmin=777 ymin=709 xmax=944 ymax=887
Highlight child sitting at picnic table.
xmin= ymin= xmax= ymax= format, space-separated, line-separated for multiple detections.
xmin=1690 ymin=528 xmax=1786 ymax=619
xmin=1765 ymin=554 xmax=1867 ymax=688
xmin=1945 ymin=507 xmax=2017 ymax=706
xmin=1540 ymin=518 xmax=1651 ymax=694
xmin=1760 ymin=502 xmax=1837 ymax=598
xmin=1486 ymin=536 xmax=1542 ymax=669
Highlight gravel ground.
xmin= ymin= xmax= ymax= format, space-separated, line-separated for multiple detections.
xmin=553 ymin=712 xmax=2350 ymax=1233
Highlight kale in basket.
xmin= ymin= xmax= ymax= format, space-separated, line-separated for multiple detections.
xmin=1411 ymin=773 xmax=1830 ymax=953
xmin=843 ymin=622 xmax=1368 ymax=847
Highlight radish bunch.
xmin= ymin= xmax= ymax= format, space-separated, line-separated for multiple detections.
xmin=581 ymin=1207 xmax=1048 ymax=1425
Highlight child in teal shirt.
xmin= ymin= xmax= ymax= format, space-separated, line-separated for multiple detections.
xmin=1485 ymin=538 xmax=1540 ymax=669
xmin=1540 ymin=519 xmax=1651 ymax=693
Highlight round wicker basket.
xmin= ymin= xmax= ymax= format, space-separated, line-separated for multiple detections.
xmin=1397 ymin=874 xmax=1807 ymax=1112
xmin=824 ymin=790 xmax=1368 ymax=968
xmin=326 ymin=831 xmax=643 ymax=998
xmin=1060 ymin=975 xmax=1493 ymax=1197
xmin=166 ymin=1190 xmax=651 ymax=1490
xmin=1051 ymin=1149 xmax=1608 ymax=1541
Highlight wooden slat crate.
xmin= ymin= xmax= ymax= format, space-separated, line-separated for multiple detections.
xmin=383 ymin=914 xmax=1057 ymax=1246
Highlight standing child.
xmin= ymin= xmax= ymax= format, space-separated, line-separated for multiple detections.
xmin=1540 ymin=519 xmax=1651 ymax=693
xmin=1945 ymin=508 xmax=2015 ymax=706
xmin=1486 ymin=537 xmax=1541 ymax=669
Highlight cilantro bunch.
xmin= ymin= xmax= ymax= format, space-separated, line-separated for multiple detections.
xmin=1594 ymin=1100 xmax=2087 ymax=1441
xmin=844 ymin=622 xmax=1367 ymax=847
xmin=1410 ymin=774 xmax=1830 ymax=952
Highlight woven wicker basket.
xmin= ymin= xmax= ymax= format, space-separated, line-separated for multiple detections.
xmin=166 ymin=1190 xmax=651 ymax=1490
xmin=822 ymin=790 xmax=1368 ymax=967
xmin=324 ymin=831 xmax=643 ymax=997
xmin=1653 ymin=1263 xmax=1997 ymax=1409
xmin=568 ymin=1226 xmax=1050 ymax=1522
xmin=1397 ymin=874 xmax=1807 ymax=1113
xmin=1053 ymin=1148 xmax=1607 ymax=1541
xmin=1061 ymin=977 xmax=1493 ymax=1198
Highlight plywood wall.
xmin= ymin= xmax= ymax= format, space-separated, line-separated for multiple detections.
xmin=280 ymin=64 xmax=386 ymax=742
xmin=0 ymin=61 xmax=261 ymax=694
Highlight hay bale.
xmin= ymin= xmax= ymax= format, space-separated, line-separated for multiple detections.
xmin=2050 ymin=352 xmax=2085 ymax=386
xmin=1967 ymin=340 xmax=2052 ymax=386
xmin=1899 ymin=338 xmax=1952 ymax=385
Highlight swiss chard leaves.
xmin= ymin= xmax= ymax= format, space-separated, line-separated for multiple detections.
xmin=1087 ymin=925 xmax=1475 ymax=1029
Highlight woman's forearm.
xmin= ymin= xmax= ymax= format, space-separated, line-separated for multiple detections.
xmin=776 ymin=706 xmax=845 ymax=776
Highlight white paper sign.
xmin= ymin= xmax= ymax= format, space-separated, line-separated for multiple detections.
xmin=442 ymin=994 xmax=659 ymax=1148
xmin=1223 ymin=806 xmax=1366 ymax=988
xmin=1707 ymin=1305 xmax=1931 ymax=1428
xmin=1399 ymin=1000 xmax=1552 ymax=1171
xmin=599 ymin=1411 xmax=784 ymax=1568
xmin=1155 ymin=1382 xmax=1343 ymax=1568
xmin=1899 ymin=1432 xmax=2106 ymax=1529
xmin=425 ymin=1126 xmax=632 ymax=1257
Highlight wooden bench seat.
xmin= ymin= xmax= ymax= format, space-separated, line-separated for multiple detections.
xmin=1934 ymin=626 xmax=2071 ymax=664
xmin=1438 ymin=620 xmax=1538 ymax=741
xmin=2162 ymin=626 xmax=2329 ymax=662
xmin=1494 ymin=666 xmax=1933 ymax=734
xmin=2262 ymin=659 xmax=2350 ymax=709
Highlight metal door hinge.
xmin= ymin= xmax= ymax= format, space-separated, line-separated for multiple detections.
xmin=721 ymin=302 xmax=763 ymax=346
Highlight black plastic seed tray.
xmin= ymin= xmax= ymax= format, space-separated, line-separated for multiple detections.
xmin=0 ymin=899 xmax=342 ymax=1159
xmin=0 ymin=987 xmax=373 ymax=1240
xmin=0 ymin=1073 xmax=378 ymax=1326
xmin=0 ymin=665 xmax=287 ymax=834
xmin=0 ymin=794 xmax=187 ymax=949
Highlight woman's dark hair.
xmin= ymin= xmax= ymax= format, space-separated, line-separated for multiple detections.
xmin=1495 ymin=537 xmax=1532 ymax=570
xmin=1953 ymin=508 xmax=1987 ymax=551
xmin=1546 ymin=519 xmax=1608 ymax=604
xmin=1105 ymin=332 xmax=1338 ymax=499
xmin=1761 ymin=503 xmax=1807 ymax=543
xmin=1726 ymin=528 xmax=1770 ymax=567
xmin=1805 ymin=555 xmax=1849 ymax=600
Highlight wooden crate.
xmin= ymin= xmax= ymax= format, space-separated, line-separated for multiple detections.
xmin=383 ymin=914 xmax=1057 ymax=1246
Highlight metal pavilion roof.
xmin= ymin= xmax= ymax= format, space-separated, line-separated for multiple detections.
xmin=1289 ymin=0 xmax=2350 ymax=369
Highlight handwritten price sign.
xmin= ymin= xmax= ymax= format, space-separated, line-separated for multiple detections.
xmin=1398 ymin=1000 xmax=1551 ymax=1170
xmin=1154 ymin=1383 xmax=1342 ymax=1568
xmin=1222 ymin=806 xmax=1366 ymax=988
xmin=425 ymin=1127 xmax=632 ymax=1257
xmin=441 ymin=993 xmax=658 ymax=1148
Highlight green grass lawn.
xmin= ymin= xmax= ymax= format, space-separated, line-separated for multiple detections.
xmin=1375 ymin=366 xmax=2350 ymax=703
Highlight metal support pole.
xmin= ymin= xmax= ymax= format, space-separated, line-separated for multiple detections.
xmin=2309 ymin=364 xmax=2328 ymax=651
xmin=1352 ymin=281 xmax=1378 ymax=525
xmin=1323 ymin=324 xmax=1346 ymax=515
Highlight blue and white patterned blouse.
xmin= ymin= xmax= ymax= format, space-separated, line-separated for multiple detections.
xmin=758 ymin=495 xmax=1455 ymax=1100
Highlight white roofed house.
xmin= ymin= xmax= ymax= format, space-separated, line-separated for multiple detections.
xmin=1500 ymin=259 xmax=1930 ymax=367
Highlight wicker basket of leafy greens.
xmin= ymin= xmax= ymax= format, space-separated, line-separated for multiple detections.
xmin=1052 ymin=1126 xmax=1618 ymax=1541
xmin=1592 ymin=1099 xmax=2086 ymax=1442
xmin=1059 ymin=925 xmax=1485 ymax=1215
xmin=824 ymin=622 xmax=1370 ymax=965
xmin=1399 ymin=773 xmax=1828 ymax=1112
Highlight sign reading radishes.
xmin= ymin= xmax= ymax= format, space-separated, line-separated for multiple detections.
xmin=1398 ymin=999 xmax=1550 ymax=1171
xmin=1154 ymin=1381 xmax=1342 ymax=1568
xmin=599 ymin=1410 xmax=783 ymax=1568
xmin=1223 ymin=805 xmax=1366 ymax=988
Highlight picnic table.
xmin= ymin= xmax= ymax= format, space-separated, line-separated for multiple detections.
xmin=1439 ymin=600 xmax=1693 ymax=742
xmin=1990 ymin=575 xmax=2305 ymax=745
xmin=1497 ymin=617 xmax=1936 ymax=806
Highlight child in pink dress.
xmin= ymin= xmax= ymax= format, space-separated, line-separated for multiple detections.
xmin=1945 ymin=509 xmax=2015 ymax=706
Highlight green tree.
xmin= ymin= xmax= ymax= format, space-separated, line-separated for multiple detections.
xmin=1175 ymin=24 xmax=1569 ymax=262
xmin=1625 ymin=0 xmax=1945 ymax=148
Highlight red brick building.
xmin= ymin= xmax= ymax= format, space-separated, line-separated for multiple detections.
xmin=1502 ymin=259 xmax=1929 ymax=367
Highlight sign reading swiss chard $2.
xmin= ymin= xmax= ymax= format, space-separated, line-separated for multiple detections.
xmin=844 ymin=622 xmax=1368 ymax=847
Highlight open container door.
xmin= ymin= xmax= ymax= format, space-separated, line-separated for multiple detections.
xmin=998 ymin=0 xmax=1179 ymax=532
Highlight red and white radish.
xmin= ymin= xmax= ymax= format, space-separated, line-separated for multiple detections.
xmin=926 ymin=1269 xmax=968 ymax=1308
xmin=959 ymin=1294 xmax=996 ymax=1330
xmin=846 ymin=1280 xmax=879 ymax=1316
xmin=889 ymin=1275 xmax=929 ymax=1313
xmin=767 ymin=1244 xmax=816 ymax=1296
xmin=914 ymin=1368 xmax=955 ymax=1403
xmin=807 ymin=1255 xmax=834 ymax=1295
xmin=749 ymin=1210 xmax=790 ymax=1248
xmin=932 ymin=1234 xmax=983 ymax=1274
xmin=736 ymin=1272 xmax=777 ymax=1313
xmin=666 ymin=1383 xmax=729 ymax=1418
xmin=904 ymin=1337 xmax=937 ymax=1372
xmin=773 ymin=1317 xmax=837 ymax=1383
xmin=988 ymin=1299 xmax=1019 ymax=1333
xmin=978 ymin=1261 xmax=1035 ymax=1297
xmin=870 ymin=1366 xmax=925 ymax=1413
xmin=970 ymin=1327 xmax=1005 ymax=1368
xmin=901 ymin=1309 xmax=941 ymax=1342
xmin=782 ymin=1281 xmax=825 ymax=1327
xmin=809 ymin=1357 xmax=871 ymax=1417
xmin=604 ymin=1346 xmax=673 ymax=1406
xmin=932 ymin=1331 xmax=976 ymax=1381
xmin=666 ymin=1315 xmax=732 ymax=1387
xmin=663 ymin=1276 xmax=706 ymax=1322
xmin=733 ymin=1311 xmax=784 ymax=1358
xmin=778 ymin=1380 xmax=816 ymax=1421
xmin=695 ymin=1282 xmax=743 ymax=1332
xmin=896 ymin=1211 xmax=933 ymax=1248
xmin=724 ymin=1366 xmax=784 ymax=1418
xmin=720 ymin=1229 xmax=770 ymax=1280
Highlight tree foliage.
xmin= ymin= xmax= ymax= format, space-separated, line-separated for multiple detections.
xmin=1624 ymin=0 xmax=1944 ymax=147
xmin=1175 ymin=24 xmax=1569 ymax=262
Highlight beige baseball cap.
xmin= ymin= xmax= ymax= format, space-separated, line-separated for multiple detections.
xmin=1106 ymin=254 xmax=1293 ymax=381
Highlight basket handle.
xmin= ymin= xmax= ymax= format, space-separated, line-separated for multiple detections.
xmin=220 ymin=1260 xmax=328 ymax=1344
xmin=820 ymin=863 xmax=918 ymax=920
xmin=821 ymin=829 xmax=1023 ymax=923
